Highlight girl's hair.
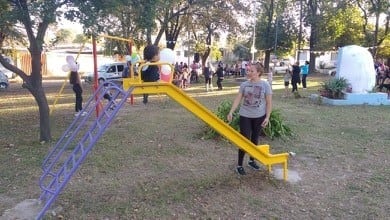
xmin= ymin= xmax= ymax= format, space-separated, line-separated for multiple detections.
xmin=252 ymin=62 xmax=264 ymax=76
xmin=143 ymin=44 xmax=159 ymax=61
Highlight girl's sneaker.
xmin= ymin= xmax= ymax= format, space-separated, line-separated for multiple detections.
xmin=235 ymin=166 xmax=246 ymax=175
xmin=247 ymin=160 xmax=260 ymax=170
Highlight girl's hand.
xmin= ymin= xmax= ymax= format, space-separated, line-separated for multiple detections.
xmin=261 ymin=117 xmax=269 ymax=128
xmin=227 ymin=112 xmax=233 ymax=123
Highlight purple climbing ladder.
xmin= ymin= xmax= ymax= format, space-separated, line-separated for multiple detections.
xmin=36 ymin=81 xmax=133 ymax=219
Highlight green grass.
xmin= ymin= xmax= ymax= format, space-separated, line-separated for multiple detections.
xmin=1 ymin=74 xmax=389 ymax=219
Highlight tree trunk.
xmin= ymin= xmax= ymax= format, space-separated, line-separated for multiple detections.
xmin=27 ymin=50 xmax=51 ymax=142
xmin=31 ymin=84 xmax=51 ymax=142
xmin=309 ymin=52 xmax=316 ymax=74
xmin=264 ymin=50 xmax=272 ymax=73
xmin=200 ymin=30 xmax=212 ymax=70
xmin=165 ymin=31 xmax=176 ymax=49
xmin=308 ymin=0 xmax=319 ymax=74
xmin=201 ymin=47 xmax=211 ymax=68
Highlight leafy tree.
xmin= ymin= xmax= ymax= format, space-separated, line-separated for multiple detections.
xmin=0 ymin=0 xmax=76 ymax=142
xmin=49 ymin=28 xmax=74 ymax=46
xmin=70 ymin=0 xmax=182 ymax=52
xmin=377 ymin=35 xmax=390 ymax=64
xmin=255 ymin=0 xmax=298 ymax=71
xmin=67 ymin=0 xmax=136 ymax=53
xmin=356 ymin=0 xmax=390 ymax=57
xmin=232 ymin=43 xmax=251 ymax=61
xmin=73 ymin=33 xmax=89 ymax=44
xmin=321 ymin=4 xmax=365 ymax=47
xmin=0 ymin=1 xmax=26 ymax=48
xmin=302 ymin=0 xmax=344 ymax=73
xmin=189 ymin=0 xmax=245 ymax=67
xmin=154 ymin=0 xmax=191 ymax=49
xmin=305 ymin=0 xmax=322 ymax=72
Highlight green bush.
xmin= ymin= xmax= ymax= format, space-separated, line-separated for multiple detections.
xmin=204 ymin=100 xmax=240 ymax=139
xmin=262 ymin=109 xmax=292 ymax=139
xmin=204 ymin=100 xmax=292 ymax=140
xmin=320 ymin=77 xmax=349 ymax=99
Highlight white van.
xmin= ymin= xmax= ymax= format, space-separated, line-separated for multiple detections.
xmin=0 ymin=56 xmax=16 ymax=79
xmin=84 ymin=62 xmax=126 ymax=83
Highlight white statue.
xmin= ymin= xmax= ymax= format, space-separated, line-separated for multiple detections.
xmin=335 ymin=45 xmax=376 ymax=93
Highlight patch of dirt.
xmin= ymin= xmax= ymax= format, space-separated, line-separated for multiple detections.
xmin=0 ymin=199 xmax=41 ymax=220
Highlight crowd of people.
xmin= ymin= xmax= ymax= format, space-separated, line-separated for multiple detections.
xmin=375 ymin=59 xmax=390 ymax=98
xmin=172 ymin=60 xmax=255 ymax=91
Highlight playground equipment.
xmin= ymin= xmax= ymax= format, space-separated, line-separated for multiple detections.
xmin=36 ymin=62 xmax=289 ymax=219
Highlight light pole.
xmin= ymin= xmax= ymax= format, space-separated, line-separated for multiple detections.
xmin=187 ymin=30 xmax=190 ymax=65
xmin=297 ymin=0 xmax=303 ymax=63
xmin=274 ymin=0 xmax=278 ymax=59
xmin=250 ymin=1 xmax=258 ymax=63
xmin=251 ymin=25 xmax=256 ymax=62
xmin=274 ymin=17 xmax=278 ymax=59
xmin=187 ymin=0 xmax=191 ymax=65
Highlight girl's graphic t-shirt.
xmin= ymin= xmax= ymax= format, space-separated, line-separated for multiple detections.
xmin=239 ymin=80 xmax=272 ymax=118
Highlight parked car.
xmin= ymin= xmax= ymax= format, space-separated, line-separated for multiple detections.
xmin=270 ymin=61 xmax=291 ymax=74
xmin=0 ymin=56 xmax=16 ymax=79
xmin=0 ymin=71 xmax=9 ymax=90
xmin=84 ymin=62 xmax=126 ymax=83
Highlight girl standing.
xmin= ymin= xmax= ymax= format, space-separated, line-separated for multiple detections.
xmin=227 ymin=62 xmax=272 ymax=175
xmin=203 ymin=63 xmax=213 ymax=91
xmin=68 ymin=60 xmax=85 ymax=117
xmin=283 ymin=69 xmax=292 ymax=97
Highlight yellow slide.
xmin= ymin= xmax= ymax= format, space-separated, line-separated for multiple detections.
xmin=123 ymin=79 xmax=289 ymax=181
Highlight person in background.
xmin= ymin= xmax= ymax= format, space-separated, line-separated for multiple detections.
xmin=174 ymin=62 xmax=180 ymax=75
xmin=141 ymin=44 xmax=160 ymax=104
xmin=291 ymin=61 xmax=301 ymax=93
xmin=181 ymin=66 xmax=189 ymax=89
xmin=300 ymin=61 xmax=309 ymax=89
xmin=378 ymin=69 xmax=390 ymax=99
xmin=122 ymin=56 xmax=132 ymax=78
xmin=215 ymin=64 xmax=224 ymax=90
xmin=102 ymin=82 xmax=116 ymax=110
xmin=190 ymin=60 xmax=200 ymax=83
xmin=240 ymin=60 xmax=247 ymax=77
xmin=283 ymin=69 xmax=292 ymax=97
xmin=69 ymin=61 xmax=86 ymax=117
xmin=203 ymin=63 xmax=213 ymax=92
xmin=227 ymin=62 xmax=272 ymax=175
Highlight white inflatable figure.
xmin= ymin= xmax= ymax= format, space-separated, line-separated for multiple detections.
xmin=336 ymin=45 xmax=376 ymax=93
xmin=159 ymin=48 xmax=175 ymax=64
xmin=61 ymin=64 xmax=70 ymax=72
xmin=66 ymin=55 xmax=80 ymax=72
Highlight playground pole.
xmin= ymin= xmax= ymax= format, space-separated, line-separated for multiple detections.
xmin=128 ymin=39 xmax=134 ymax=105
xmin=92 ymin=35 xmax=100 ymax=116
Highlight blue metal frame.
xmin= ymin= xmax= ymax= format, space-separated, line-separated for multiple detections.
xmin=36 ymin=81 xmax=133 ymax=219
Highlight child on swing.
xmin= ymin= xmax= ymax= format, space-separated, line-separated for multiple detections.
xmin=141 ymin=44 xmax=160 ymax=104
